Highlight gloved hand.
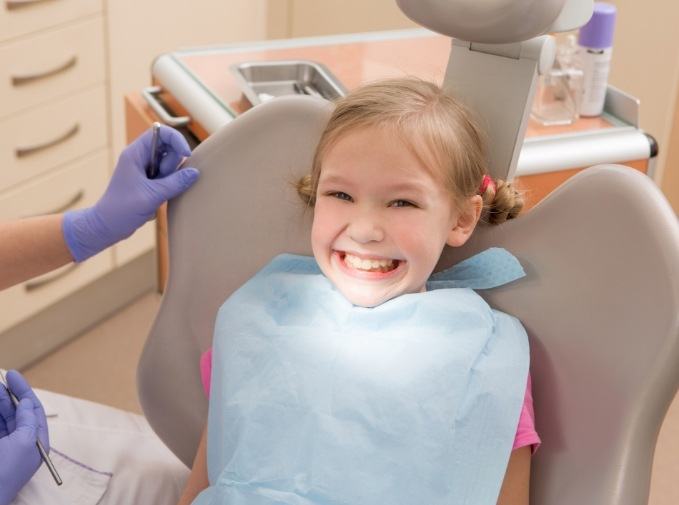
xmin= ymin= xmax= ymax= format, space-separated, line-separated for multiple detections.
xmin=0 ymin=371 xmax=49 ymax=505
xmin=63 ymin=125 xmax=200 ymax=262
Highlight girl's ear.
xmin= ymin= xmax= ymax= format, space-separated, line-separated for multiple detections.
xmin=446 ymin=195 xmax=483 ymax=247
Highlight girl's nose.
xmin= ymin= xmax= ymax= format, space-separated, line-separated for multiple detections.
xmin=347 ymin=213 xmax=385 ymax=244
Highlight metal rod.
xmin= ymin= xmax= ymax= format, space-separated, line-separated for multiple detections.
xmin=147 ymin=122 xmax=161 ymax=179
xmin=0 ymin=372 xmax=62 ymax=486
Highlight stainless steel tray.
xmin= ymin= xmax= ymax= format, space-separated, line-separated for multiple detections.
xmin=230 ymin=60 xmax=347 ymax=105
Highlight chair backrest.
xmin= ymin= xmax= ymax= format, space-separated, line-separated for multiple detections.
xmin=138 ymin=95 xmax=679 ymax=505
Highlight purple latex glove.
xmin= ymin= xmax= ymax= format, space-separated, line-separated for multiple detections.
xmin=0 ymin=371 xmax=49 ymax=505
xmin=63 ymin=126 xmax=200 ymax=262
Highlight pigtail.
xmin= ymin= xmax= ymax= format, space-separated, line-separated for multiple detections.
xmin=296 ymin=173 xmax=315 ymax=206
xmin=480 ymin=178 xmax=524 ymax=225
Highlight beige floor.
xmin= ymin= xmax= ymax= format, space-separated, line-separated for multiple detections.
xmin=21 ymin=292 xmax=679 ymax=504
xmin=23 ymin=291 xmax=161 ymax=414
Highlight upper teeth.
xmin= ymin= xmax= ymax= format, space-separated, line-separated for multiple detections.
xmin=344 ymin=253 xmax=395 ymax=271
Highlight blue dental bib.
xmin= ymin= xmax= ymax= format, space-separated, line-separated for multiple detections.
xmin=194 ymin=248 xmax=529 ymax=505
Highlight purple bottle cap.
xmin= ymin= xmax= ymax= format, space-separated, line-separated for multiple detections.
xmin=578 ymin=2 xmax=617 ymax=49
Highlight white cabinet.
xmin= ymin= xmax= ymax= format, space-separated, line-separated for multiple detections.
xmin=0 ymin=16 xmax=106 ymax=118
xmin=0 ymin=151 xmax=113 ymax=334
xmin=0 ymin=6 xmax=112 ymax=333
xmin=0 ymin=0 xmax=268 ymax=340
xmin=0 ymin=85 xmax=108 ymax=190
xmin=106 ymin=0 xmax=268 ymax=264
xmin=0 ymin=0 xmax=102 ymax=40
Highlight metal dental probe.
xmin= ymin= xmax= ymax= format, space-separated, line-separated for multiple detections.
xmin=0 ymin=372 xmax=62 ymax=486
xmin=147 ymin=122 xmax=162 ymax=179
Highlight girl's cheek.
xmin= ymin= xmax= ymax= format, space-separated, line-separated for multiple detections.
xmin=311 ymin=202 xmax=336 ymax=244
xmin=390 ymin=216 xmax=440 ymax=261
xmin=390 ymin=214 xmax=426 ymax=241
xmin=315 ymin=200 xmax=345 ymax=228
xmin=312 ymin=203 xmax=329 ymax=230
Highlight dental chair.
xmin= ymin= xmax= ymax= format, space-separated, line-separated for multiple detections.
xmin=138 ymin=1 xmax=679 ymax=504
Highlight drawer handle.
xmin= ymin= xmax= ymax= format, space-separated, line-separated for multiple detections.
xmin=15 ymin=123 xmax=80 ymax=158
xmin=11 ymin=55 xmax=77 ymax=87
xmin=25 ymin=264 xmax=78 ymax=292
xmin=5 ymin=0 xmax=59 ymax=9
xmin=141 ymin=86 xmax=191 ymax=127
xmin=24 ymin=189 xmax=85 ymax=218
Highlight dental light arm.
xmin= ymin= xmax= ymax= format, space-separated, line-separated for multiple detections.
xmin=396 ymin=0 xmax=594 ymax=181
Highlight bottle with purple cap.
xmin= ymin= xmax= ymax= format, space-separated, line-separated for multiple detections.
xmin=577 ymin=2 xmax=617 ymax=116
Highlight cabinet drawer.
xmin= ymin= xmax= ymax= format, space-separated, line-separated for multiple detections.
xmin=115 ymin=220 xmax=156 ymax=266
xmin=0 ymin=85 xmax=108 ymax=191
xmin=0 ymin=16 xmax=105 ymax=119
xmin=0 ymin=0 xmax=103 ymax=42
xmin=0 ymin=150 xmax=113 ymax=333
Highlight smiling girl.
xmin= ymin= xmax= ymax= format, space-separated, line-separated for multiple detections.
xmin=179 ymin=77 xmax=538 ymax=505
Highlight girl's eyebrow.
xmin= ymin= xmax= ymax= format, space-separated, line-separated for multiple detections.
xmin=320 ymin=174 xmax=428 ymax=195
xmin=385 ymin=182 xmax=429 ymax=195
xmin=318 ymin=174 xmax=352 ymax=186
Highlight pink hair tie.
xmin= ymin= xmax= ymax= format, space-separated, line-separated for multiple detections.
xmin=479 ymin=174 xmax=497 ymax=195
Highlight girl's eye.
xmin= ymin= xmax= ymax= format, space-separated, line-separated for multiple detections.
xmin=390 ymin=199 xmax=416 ymax=208
xmin=328 ymin=191 xmax=353 ymax=202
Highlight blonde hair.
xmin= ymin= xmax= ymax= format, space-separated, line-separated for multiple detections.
xmin=296 ymin=77 xmax=523 ymax=224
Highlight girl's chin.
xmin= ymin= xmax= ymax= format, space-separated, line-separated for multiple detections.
xmin=339 ymin=288 xmax=391 ymax=308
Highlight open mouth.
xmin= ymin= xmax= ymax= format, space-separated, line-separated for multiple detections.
xmin=341 ymin=252 xmax=399 ymax=272
xmin=334 ymin=251 xmax=404 ymax=278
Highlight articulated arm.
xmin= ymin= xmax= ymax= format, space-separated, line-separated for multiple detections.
xmin=396 ymin=0 xmax=594 ymax=180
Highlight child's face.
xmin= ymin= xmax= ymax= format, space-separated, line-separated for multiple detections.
xmin=311 ymin=125 xmax=479 ymax=308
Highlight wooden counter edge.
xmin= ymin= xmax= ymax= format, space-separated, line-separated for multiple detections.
xmin=125 ymin=94 xmax=168 ymax=293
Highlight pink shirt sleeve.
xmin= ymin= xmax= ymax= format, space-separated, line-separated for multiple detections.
xmin=513 ymin=374 xmax=541 ymax=453
xmin=200 ymin=347 xmax=213 ymax=397
xmin=199 ymin=347 xmax=540 ymax=453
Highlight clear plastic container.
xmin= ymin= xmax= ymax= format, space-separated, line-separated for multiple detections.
xmin=531 ymin=35 xmax=584 ymax=126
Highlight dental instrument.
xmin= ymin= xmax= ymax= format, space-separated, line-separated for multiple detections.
xmin=0 ymin=372 xmax=62 ymax=487
xmin=63 ymin=126 xmax=196 ymax=263
xmin=146 ymin=122 xmax=161 ymax=179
